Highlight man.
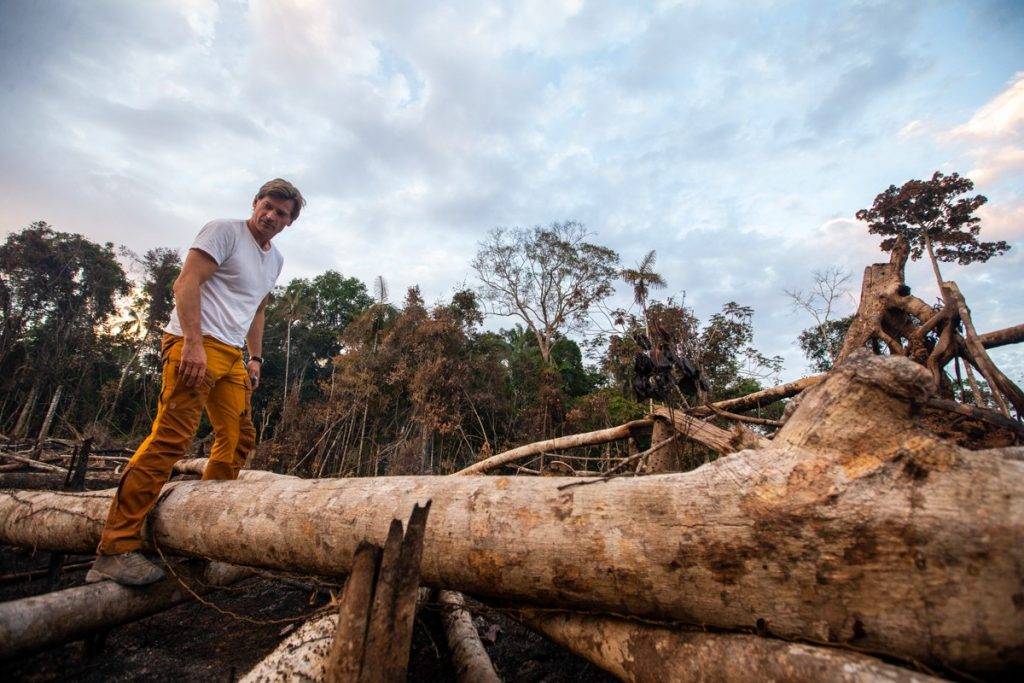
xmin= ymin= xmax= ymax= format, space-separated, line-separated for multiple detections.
xmin=87 ymin=179 xmax=305 ymax=586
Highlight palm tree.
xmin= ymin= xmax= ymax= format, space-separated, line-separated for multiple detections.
xmin=620 ymin=250 xmax=666 ymax=338
xmin=369 ymin=276 xmax=389 ymax=353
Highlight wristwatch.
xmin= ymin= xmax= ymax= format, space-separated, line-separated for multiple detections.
xmin=249 ymin=356 xmax=264 ymax=366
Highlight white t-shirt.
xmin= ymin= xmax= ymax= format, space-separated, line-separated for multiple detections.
xmin=165 ymin=219 xmax=284 ymax=347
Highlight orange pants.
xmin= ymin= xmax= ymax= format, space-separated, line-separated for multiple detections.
xmin=97 ymin=333 xmax=256 ymax=555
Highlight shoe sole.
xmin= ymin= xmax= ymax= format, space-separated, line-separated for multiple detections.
xmin=84 ymin=568 xmax=166 ymax=587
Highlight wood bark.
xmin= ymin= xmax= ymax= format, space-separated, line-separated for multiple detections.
xmin=979 ymin=322 xmax=1024 ymax=350
xmin=242 ymin=612 xmax=340 ymax=682
xmin=515 ymin=610 xmax=945 ymax=683
xmin=651 ymin=407 xmax=770 ymax=454
xmin=0 ymin=560 xmax=249 ymax=659
xmin=242 ymin=589 xmax=433 ymax=683
xmin=32 ymin=385 xmax=62 ymax=457
xmin=645 ymin=417 xmax=685 ymax=472
xmin=438 ymin=591 xmax=501 ymax=683
xmin=325 ymin=543 xmax=380 ymax=682
xmin=458 ymin=420 xmax=652 ymax=475
xmin=1 ymin=353 xmax=1021 ymax=671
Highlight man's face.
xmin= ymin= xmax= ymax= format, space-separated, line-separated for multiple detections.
xmin=249 ymin=195 xmax=295 ymax=243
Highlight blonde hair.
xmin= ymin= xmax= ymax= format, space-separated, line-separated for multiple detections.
xmin=254 ymin=178 xmax=306 ymax=221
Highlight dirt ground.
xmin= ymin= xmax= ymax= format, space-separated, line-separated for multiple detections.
xmin=0 ymin=546 xmax=614 ymax=682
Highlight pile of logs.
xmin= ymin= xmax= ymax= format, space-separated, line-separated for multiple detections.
xmin=1 ymin=349 xmax=1021 ymax=681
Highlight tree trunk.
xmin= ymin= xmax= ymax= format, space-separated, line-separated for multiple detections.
xmin=0 ymin=471 xmax=119 ymax=490
xmin=0 ymin=561 xmax=249 ymax=659
xmin=645 ymin=416 xmax=685 ymax=472
xmin=1 ymin=353 xmax=1021 ymax=671
xmin=11 ymin=383 xmax=39 ymax=439
xmin=979 ymin=322 xmax=1024 ymax=350
xmin=438 ymin=590 xmax=501 ymax=683
xmin=33 ymin=385 xmax=62 ymax=456
xmin=515 ymin=610 xmax=944 ymax=683
xmin=242 ymin=613 xmax=339 ymax=682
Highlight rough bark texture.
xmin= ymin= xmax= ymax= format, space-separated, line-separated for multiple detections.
xmin=457 ymin=420 xmax=652 ymax=475
xmin=651 ymin=407 xmax=770 ymax=454
xmin=2 ymin=353 xmax=1021 ymax=671
xmin=645 ymin=417 xmax=686 ymax=472
xmin=0 ymin=561 xmax=249 ymax=659
xmin=242 ymin=612 xmax=339 ymax=682
xmin=438 ymin=590 xmax=501 ymax=683
xmin=516 ymin=610 xmax=945 ymax=683
xmin=979 ymin=322 xmax=1024 ymax=349
xmin=325 ymin=543 xmax=380 ymax=682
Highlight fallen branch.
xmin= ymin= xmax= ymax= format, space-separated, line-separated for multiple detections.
xmin=925 ymin=397 xmax=1024 ymax=438
xmin=979 ymin=322 xmax=1024 ymax=350
xmin=0 ymin=560 xmax=250 ymax=659
xmin=0 ymin=452 xmax=66 ymax=473
xmin=0 ymin=560 xmax=92 ymax=585
xmin=457 ymin=420 xmax=652 ymax=475
xmin=689 ymin=374 xmax=826 ymax=417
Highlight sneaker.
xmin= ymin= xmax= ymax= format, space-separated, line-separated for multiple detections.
xmin=86 ymin=551 xmax=166 ymax=586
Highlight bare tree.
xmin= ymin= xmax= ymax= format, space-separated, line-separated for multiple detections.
xmin=785 ymin=267 xmax=854 ymax=370
xmin=472 ymin=221 xmax=619 ymax=364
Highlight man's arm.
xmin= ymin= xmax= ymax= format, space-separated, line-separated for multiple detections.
xmin=173 ymin=248 xmax=219 ymax=387
xmin=245 ymin=296 xmax=269 ymax=389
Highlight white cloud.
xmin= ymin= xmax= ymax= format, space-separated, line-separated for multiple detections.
xmin=1 ymin=0 xmax=1021 ymax=384
xmin=949 ymin=71 xmax=1024 ymax=142
xmin=944 ymin=71 xmax=1024 ymax=186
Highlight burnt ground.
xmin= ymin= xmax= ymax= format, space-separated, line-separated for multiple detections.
xmin=0 ymin=546 xmax=614 ymax=682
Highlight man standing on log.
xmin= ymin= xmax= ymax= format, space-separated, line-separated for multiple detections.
xmin=86 ymin=179 xmax=304 ymax=586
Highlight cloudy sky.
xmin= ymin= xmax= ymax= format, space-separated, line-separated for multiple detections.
xmin=1 ymin=0 xmax=1022 ymax=380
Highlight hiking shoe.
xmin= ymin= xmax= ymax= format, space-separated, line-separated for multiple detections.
xmin=86 ymin=551 xmax=166 ymax=586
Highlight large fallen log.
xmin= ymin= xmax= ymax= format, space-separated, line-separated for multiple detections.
xmin=458 ymin=419 xmax=652 ymax=475
xmin=1 ymin=352 xmax=1021 ymax=671
xmin=0 ymin=560 xmax=250 ymax=659
xmin=515 ymin=610 xmax=944 ymax=682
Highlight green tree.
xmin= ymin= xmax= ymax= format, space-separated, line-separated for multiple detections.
xmin=798 ymin=316 xmax=854 ymax=373
xmin=0 ymin=222 xmax=130 ymax=433
xmin=472 ymin=221 xmax=620 ymax=364
xmin=856 ymin=171 xmax=1009 ymax=290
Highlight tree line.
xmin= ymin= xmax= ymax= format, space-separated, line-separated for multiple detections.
xmin=0 ymin=219 xmax=787 ymax=474
xmin=8 ymin=171 xmax=1002 ymax=472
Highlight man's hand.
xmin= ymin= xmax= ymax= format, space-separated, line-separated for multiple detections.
xmin=246 ymin=359 xmax=262 ymax=389
xmin=178 ymin=339 xmax=208 ymax=387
